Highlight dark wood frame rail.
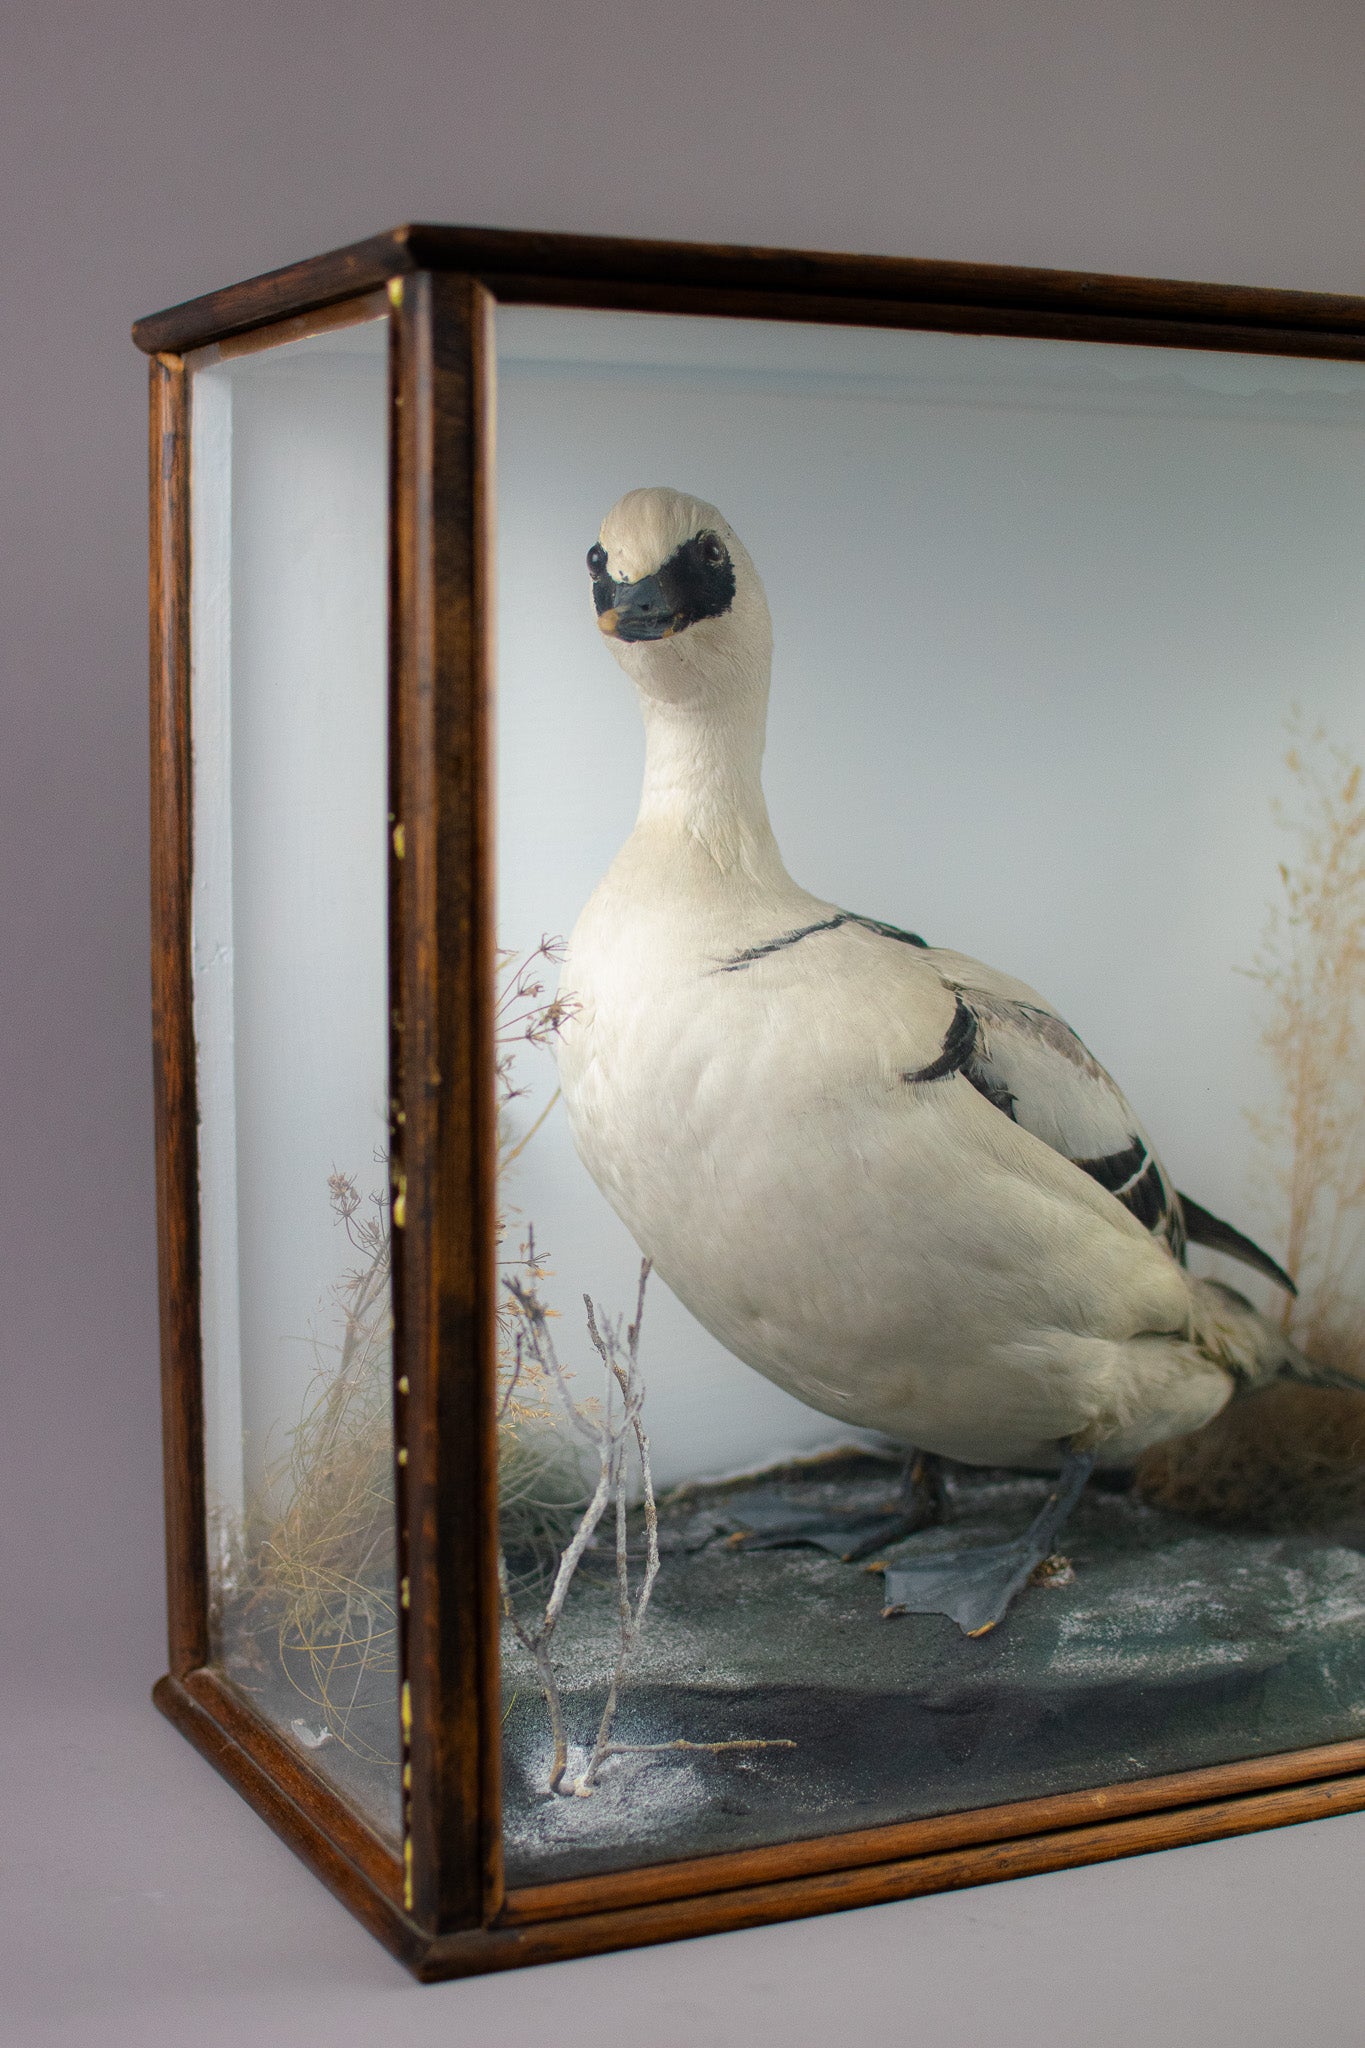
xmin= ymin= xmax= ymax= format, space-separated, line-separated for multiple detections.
xmin=135 ymin=224 xmax=1365 ymax=1981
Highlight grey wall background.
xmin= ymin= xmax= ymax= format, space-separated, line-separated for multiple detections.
xmin=6 ymin=2 xmax=1365 ymax=2040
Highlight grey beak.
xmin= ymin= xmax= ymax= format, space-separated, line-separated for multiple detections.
xmin=599 ymin=573 xmax=680 ymax=642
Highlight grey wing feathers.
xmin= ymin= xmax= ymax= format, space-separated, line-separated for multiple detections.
xmin=869 ymin=924 xmax=1293 ymax=1290
xmin=948 ymin=985 xmax=1186 ymax=1256
xmin=941 ymin=982 xmax=1293 ymax=1290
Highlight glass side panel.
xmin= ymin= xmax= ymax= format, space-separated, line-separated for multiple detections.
xmin=494 ymin=306 xmax=1365 ymax=1884
xmin=189 ymin=313 xmax=398 ymax=1841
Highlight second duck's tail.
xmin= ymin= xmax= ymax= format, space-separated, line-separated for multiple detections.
xmin=1190 ymin=1277 xmax=1363 ymax=1395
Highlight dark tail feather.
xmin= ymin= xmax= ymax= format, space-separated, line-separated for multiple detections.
xmin=1177 ymin=1192 xmax=1297 ymax=1297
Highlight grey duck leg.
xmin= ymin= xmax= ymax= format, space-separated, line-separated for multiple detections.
xmin=881 ymin=1447 xmax=1095 ymax=1637
xmin=724 ymin=1452 xmax=946 ymax=1564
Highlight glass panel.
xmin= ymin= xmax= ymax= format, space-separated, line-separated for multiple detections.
xmin=189 ymin=313 xmax=399 ymax=1841
xmin=495 ymin=306 xmax=1365 ymax=1885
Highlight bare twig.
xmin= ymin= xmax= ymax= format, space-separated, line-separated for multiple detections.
xmin=576 ymin=1263 xmax=659 ymax=1792
xmin=499 ymin=1263 xmax=798 ymax=1797
xmin=500 ymin=1261 xmax=655 ymax=1796
xmin=597 ymin=1739 xmax=797 ymax=1759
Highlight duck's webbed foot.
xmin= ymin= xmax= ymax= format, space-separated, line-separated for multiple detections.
xmin=723 ymin=1452 xmax=946 ymax=1564
xmin=881 ymin=1446 xmax=1094 ymax=1637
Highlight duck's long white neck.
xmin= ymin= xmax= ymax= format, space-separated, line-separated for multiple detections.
xmin=632 ymin=677 xmax=792 ymax=890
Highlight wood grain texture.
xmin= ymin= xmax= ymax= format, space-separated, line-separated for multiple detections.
xmin=143 ymin=228 xmax=1365 ymax=1980
xmin=177 ymin=1671 xmax=405 ymax=1902
xmin=484 ymin=274 xmax=1365 ymax=360
xmin=154 ymin=1675 xmax=421 ymax=1965
xmin=132 ymin=223 xmax=1365 ymax=362
xmin=424 ymin=1768 xmax=1365 ymax=1980
xmin=213 ymin=287 xmax=390 ymax=362
xmin=505 ymin=1736 xmax=1365 ymax=1924
xmin=400 ymin=223 xmax=1365 ymax=331
xmin=388 ymin=272 xmax=503 ymax=1936
xmin=155 ymin=1667 xmax=1365 ymax=1984
xmin=133 ymin=231 xmax=414 ymax=357
xmin=148 ymin=354 xmax=208 ymax=1678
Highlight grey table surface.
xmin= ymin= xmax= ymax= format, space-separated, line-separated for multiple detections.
xmin=6 ymin=1675 xmax=1365 ymax=2048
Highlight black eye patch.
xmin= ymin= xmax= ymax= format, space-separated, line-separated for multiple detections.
xmin=654 ymin=532 xmax=736 ymax=627
xmin=588 ymin=529 xmax=737 ymax=633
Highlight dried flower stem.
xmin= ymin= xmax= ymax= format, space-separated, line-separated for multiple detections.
xmin=1245 ymin=717 xmax=1365 ymax=1372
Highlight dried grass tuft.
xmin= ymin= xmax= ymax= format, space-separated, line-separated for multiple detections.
xmin=229 ymin=1171 xmax=399 ymax=1760
xmin=1244 ymin=717 xmax=1365 ymax=1366
xmin=1138 ymin=720 xmax=1365 ymax=1526
xmin=1137 ymin=1384 xmax=1365 ymax=1531
xmin=219 ymin=940 xmax=584 ymax=1762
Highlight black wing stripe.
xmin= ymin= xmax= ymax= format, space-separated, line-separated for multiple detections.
xmin=922 ymin=988 xmax=1184 ymax=1252
xmin=718 ymin=911 xmax=927 ymax=973
xmin=1073 ymin=1136 xmax=1149 ymax=1195
xmin=722 ymin=927 xmax=1195 ymax=1264
xmin=1072 ymin=1137 xmax=1173 ymax=1234
xmin=1121 ymin=1157 xmax=1168 ymax=1231
xmin=902 ymin=997 xmax=978 ymax=1084
xmin=854 ymin=915 xmax=930 ymax=949
xmin=1166 ymin=1196 xmax=1188 ymax=1263
xmin=720 ymin=914 xmax=849 ymax=970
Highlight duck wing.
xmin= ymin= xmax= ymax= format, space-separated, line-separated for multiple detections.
xmin=721 ymin=913 xmax=1184 ymax=1249
xmin=911 ymin=960 xmax=1294 ymax=1292
xmin=717 ymin=910 xmax=1292 ymax=1291
xmin=913 ymin=970 xmax=1187 ymax=1258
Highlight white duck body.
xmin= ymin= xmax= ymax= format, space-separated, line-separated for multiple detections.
xmin=558 ymin=489 xmax=1248 ymax=1473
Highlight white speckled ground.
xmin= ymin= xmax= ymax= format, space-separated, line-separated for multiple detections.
xmin=501 ymin=1463 xmax=1365 ymax=1884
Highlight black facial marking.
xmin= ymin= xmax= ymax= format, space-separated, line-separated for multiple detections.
xmin=590 ymin=529 xmax=738 ymax=640
xmin=658 ymin=531 xmax=736 ymax=629
xmin=587 ymin=540 xmax=616 ymax=622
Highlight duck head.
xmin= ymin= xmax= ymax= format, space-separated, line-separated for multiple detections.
xmin=588 ymin=487 xmax=772 ymax=710
xmin=589 ymin=488 xmax=787 ymax=875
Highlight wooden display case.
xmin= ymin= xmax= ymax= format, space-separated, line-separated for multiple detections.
xmin=135 ymin=225 xmax=1365 ymax=1979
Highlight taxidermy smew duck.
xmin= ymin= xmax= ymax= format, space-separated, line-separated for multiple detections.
xmin=557 ymin=486 xmax=1339 ymax=1635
